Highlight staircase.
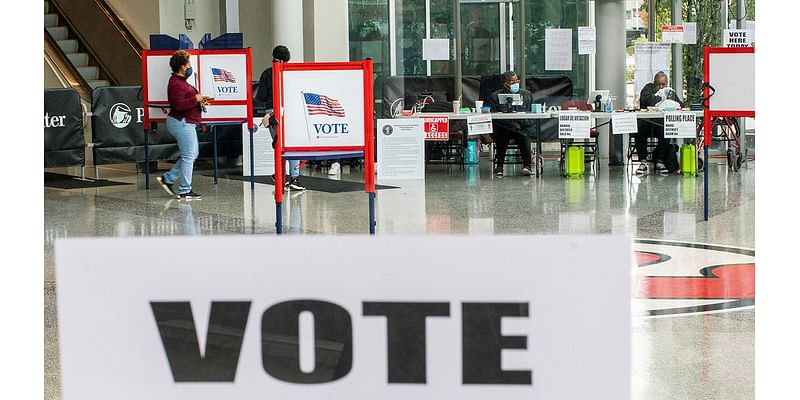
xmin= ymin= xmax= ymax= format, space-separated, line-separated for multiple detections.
xmin=45 ymin=1 xmax=109 ymax=89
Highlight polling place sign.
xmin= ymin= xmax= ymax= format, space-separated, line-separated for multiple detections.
xmin=663 ymin=112 xmax=697 ymax=138
xmin=56 ymin=236 xmax=631 ymax=400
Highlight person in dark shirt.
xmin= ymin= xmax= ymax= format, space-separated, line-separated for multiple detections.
xmin=256 ymin=45 xmax=306 ymax=191
xmin=635 ymin=71 xmax=683 ymax=174
xmin=485 ymin=70 xmax=535 ymax=176
xmin=156 ymin=50 xmax=211 ymax=200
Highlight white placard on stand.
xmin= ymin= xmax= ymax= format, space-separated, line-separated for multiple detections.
xmin=578 ymin=27 xmax=596 ymax=55
xmin=422 ymin=39 xmax=450 ymax=60
xmin=377 ymin=119 xmax=425 ymax=180
xmin=545 ymin=29 xmax=573 ymax=71
xmin=663 ymin=112 xmax=697 ymax=138
xmin=746 ymin=21 xmax=755 ymax=43
xmin=56 ymin=235 xmax=632 ymax=400
xmin=242 ymin=118 xmax=275 ymax=176
xmin=467 ymin=114 xmax=493 ymax=135
xmin=611 ymin=113 xmax=638 ymax=135
xmin=558 ymin=112 xmax=591 ymax=139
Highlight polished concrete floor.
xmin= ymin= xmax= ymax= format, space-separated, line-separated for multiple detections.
xmin=44 ymin=157 xmax=755 ymax=400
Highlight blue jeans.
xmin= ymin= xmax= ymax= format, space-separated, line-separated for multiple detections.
xmin=269 ymin=126 xmax=300 ymax=177
xmin=164 ymin=116 xmax=198 ymax=194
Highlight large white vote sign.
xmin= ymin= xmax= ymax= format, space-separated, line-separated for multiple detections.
xmin=56 ymin=236 xmax=631 ymax=400
xmin=281 ymin=69 xmax=366 ymax=149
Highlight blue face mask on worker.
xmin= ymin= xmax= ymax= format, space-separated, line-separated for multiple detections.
xmin=184 ymin=66 xmax=193 ymax=78
xmin=509 ymin=82 xmax=520 ymax=94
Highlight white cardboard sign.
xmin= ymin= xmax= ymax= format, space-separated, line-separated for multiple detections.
xmin=377 ymin=119 xmax=425 ymax=180
xmin=242 ymin=118 xmax=275 ymax=176
xmin=611 ymin=113 xmax=638 ymax=135
xmin=545 ymin=29 xmax=573 ymax=70
xmin=558 ymin=111 xmax=592 ymax=139
xmin=661 ymin=25 xmax=684 ymax=43
xmin=56 ymin=235 xmax=631 ymax=400
xmin=663 ymin=112 xmax=697 ymax=138
xmin=281 ymin=69 xmax=366 ymax=149
xmin=723 ymin=29 xmax=751 ymax=47
xmin=467 ymin=114 xmax=493 ymax=135
xmin=682 ymin=22 xmax=697 ymax=45
xmin=422 ymin=39 xmax=450 ymax=60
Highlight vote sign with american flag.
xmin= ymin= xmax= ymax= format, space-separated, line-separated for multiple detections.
xmin=303 ymin=92 xmax=346 ymax=117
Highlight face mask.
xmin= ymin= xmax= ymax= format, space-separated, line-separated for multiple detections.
xmin=509 ymin=83 xmax=520 ymax=94
xmin=184 ymin=67 xmax=193 ymax=78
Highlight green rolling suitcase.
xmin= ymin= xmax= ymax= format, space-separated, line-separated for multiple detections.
xmin=680 ymin=143 xmax=697 ymax=176
xmin=566 ymin=146 xmax=585 ymax=177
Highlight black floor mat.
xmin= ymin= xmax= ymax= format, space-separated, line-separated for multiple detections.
xmin=45 ymin=173 xmax=132 ymax=189
xmin=205 ymin=172 xmax=399 ymax=193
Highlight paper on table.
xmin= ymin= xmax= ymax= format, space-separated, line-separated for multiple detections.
xmin=545 ymin=29 xmax=573 ymax=70
xmin=611 ymin=113 xmax=638 ymax=135
xmin=422 ymin=38 xmax=450 ymax=60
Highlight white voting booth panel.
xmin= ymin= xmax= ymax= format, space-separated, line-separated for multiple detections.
xmin=708 ymin=53 xmax=755 ymax=113
xmin=142 ymin=49 xmax=252 ymax=126
xmin=280 ymin=69 xmax=366 ymax=149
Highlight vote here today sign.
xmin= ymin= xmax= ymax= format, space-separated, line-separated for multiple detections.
xmin=56 ymin=236 xmax=631 ymax=400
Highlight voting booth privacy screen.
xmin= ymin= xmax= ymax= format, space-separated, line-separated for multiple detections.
xmin=279 ymin=69 xmax=366 ymax=150
xmin=142 ymin=49 xmax=253 ymax=128
xmin=44 ymin=88 xmax=85 ymax=168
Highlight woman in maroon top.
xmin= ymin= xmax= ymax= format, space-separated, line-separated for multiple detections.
xmin=156 ymin=50 xmax=211 ymax=200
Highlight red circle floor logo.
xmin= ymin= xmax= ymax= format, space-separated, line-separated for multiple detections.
xmin=633 ymin=239 xmax=755 ymax=317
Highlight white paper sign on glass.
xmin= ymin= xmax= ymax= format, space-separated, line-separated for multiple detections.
xmin=422 ymin=39 xmax=450 ymax=61
xmin=545 ymin=29 xmax=573 ymax=70
xmin=663 ymin=112 xmax=697 ymax=138
xmin=56 ymin=235 xmax=631 ymax=400
xmin=634 ymin=43 xmax=671 ymax=95
xmin=746 ymin=20 xmax=755 ymax=43
xmin=242 ymin=118 xmax=275 ymax=176
xmin=467 ymin=114 xmax=493 ymax=135
xmin=611 ymin=113 xmax=638 ymax=135
xmin=578 ymin=27 xmax=596 ymax=55
xmin=377 ymin=119 xmax=425 ymax=180
xmin=558 ymin=111 xmax=592 ymax=139
xmin=281 ymin=69 xmax=366 ymax=149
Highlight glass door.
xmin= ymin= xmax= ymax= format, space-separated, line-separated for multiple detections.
xmin=461 ymin=0 xmax=520 ymax=76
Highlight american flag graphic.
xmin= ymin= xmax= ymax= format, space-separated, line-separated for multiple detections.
xmin=211 ymin=68 xmax=236 ymax=83
xmin=303 ymin=92 xmax=346 ymax=117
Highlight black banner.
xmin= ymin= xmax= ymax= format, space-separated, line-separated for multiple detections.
xmin=44 ymin=88 xmax=85 ymax=168
xmin=92 ymin=86 xmax=179 ymax=164
xmin=92 ymin=86 xmax=244 ymax=164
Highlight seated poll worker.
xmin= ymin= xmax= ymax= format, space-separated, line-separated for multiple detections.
xmin=635 ymin=71 xmax=684 ymax=174
xmin=485 ymin=70 xmax=535 ymax=176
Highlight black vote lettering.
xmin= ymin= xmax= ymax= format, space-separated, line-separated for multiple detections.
xmin=462 ymin=302 xmax=532 ymax=385
xmin=363 ymin=302 xmax=451 ymax=383
xmin=261 ymin=300 xmax=353 ymax=383
xmin=150 ymin=301 xmax=251 ymax=382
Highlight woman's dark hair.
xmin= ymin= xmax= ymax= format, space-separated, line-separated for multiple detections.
xmin=272 ymin=45 xmax=290 ymax=62
xmin=170 ymin=50 xmax=190 ymax=73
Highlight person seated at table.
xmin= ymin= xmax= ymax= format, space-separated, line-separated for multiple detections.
xmin=485 ymin=70 xmax=535 ymax=176
xmin=636 ymin=71 xmax=684 ymax=174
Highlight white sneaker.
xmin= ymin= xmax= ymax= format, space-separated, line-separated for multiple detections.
xmin=328 ymin=162 xmax=341 ymax=175
xmin=636 ymin=162 xmax=648 ymax=174
xmin=655 ymin=162 xmax=669 ymax=174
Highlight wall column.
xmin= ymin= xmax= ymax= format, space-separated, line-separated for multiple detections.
xmin=595 ymin=0 xmax=626 ymax=164
xmin=273 ymin=0 xmax=304 ymax=61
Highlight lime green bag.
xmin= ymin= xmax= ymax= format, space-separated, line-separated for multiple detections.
xmin=566 ymin=146 xmax=585 ymax=177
